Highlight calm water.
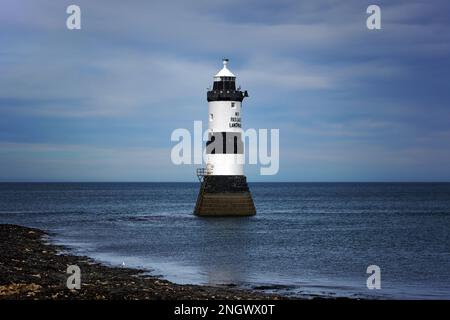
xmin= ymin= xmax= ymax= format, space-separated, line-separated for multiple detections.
xmin=0 ymin=182 xmax=449 ymax=299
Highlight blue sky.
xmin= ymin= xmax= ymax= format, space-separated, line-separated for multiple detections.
xmin=1 ymin=0 xmax=450 ymax=182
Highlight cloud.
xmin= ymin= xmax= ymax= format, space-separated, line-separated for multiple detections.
xmin=1 ymin=0 xmax=450 ymax=181
xmin=0 ymin=142 xmax=190 ymax=181
xmin=1 ymin=0 xmax=445 ymax=116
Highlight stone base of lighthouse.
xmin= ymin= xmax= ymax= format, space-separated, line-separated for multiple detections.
xmin=194 ymin=175 xmax=256 ymax=217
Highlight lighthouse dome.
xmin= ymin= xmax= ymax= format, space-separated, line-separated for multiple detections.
xmin=214 ymin=58 xmax=235 ymax=80
xmin=208 ymin=58 xmax=247 ymax=102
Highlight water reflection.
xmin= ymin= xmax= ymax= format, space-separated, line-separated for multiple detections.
xmin=197 ymin=217 xmax=254 ymax=286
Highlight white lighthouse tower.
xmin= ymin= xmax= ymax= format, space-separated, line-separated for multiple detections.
xmin=194 ymin=59 xmax=256 ymax=216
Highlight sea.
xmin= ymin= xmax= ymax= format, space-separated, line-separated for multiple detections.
xmin=0 ymin=182 xmax=449 ymax=299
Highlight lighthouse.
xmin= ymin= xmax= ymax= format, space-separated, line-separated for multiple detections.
xmin=194 ymin=59 xmax=256 ymax=216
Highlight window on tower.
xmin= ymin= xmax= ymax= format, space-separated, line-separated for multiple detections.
xmin=209 ymin=113 xmax=213 ymax=121
xmin=231 ymin=102 xmax=236 ymax=109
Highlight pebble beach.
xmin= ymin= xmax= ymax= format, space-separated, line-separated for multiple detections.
xmin=0 ymin=224 xmax=282 ymax=300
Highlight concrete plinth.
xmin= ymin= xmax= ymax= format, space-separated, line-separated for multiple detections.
xmin=194 ymin=176 xmax=256 ymax=217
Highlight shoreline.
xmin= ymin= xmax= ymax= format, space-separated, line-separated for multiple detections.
xmin=0 ymin=224 xmax=286 ymax=300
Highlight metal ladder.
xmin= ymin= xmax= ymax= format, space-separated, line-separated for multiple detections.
xmin=194 ymin=165 xmax=213 ymax=214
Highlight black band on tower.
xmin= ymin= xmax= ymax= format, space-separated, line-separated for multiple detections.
xmin=206 ymin=132 xmax=243 ymax=154
xmin=201 ymin=175 xmax=250 ymax=193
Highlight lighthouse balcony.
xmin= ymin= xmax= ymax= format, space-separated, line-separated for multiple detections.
xmin=207 ymin=90 xmax=248 ymax=102
xmin=196 ymin=166 xmax=213 ymax=182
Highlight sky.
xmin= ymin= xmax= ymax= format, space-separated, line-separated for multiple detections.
xmin=1 ymin=0 xmax=450 ymax=182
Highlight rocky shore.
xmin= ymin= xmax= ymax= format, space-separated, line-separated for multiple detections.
xmin=0 ymin=224 xmax=283 ymax=300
